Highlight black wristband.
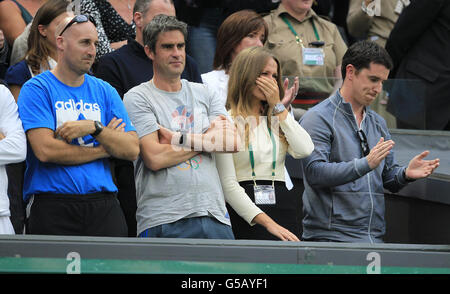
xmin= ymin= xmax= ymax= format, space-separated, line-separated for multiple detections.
xmin=92 ymin=121 xmax=104 ymax=137
xmin=403 ymin=168 xmax=415 ymax=183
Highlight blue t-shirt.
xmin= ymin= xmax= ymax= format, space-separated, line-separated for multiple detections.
xmin=18 ymin=71 xmax=136 ymax=201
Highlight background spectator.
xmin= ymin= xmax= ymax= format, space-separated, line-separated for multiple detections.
xmin=0 ymin=29 xmax=7 ymax=79
xmin=5 ymin=0 xmax=71 ymax=101
xmin=264 ymin=0 xmax=347 ymax=120
xmin=8 ymin=0 xmax=131 ymax=66
xmin=0 ymin=84 xmax=26 ymax=234
xmin=346 ymin=0 xmax=408 ymax=129
xmin=201 ymin=10 xmax=268 ymax=107
xmin=347 ymin=0 xmax=403 ymax=48
xmin=0 ymin=0 xmax=45 ymax=47
xmin=92 ymin=0 xmax=136 ymax=50
xmin=385 ymin=0 xmax=450 ymax=131
xmin=175 ymin=0 xmax=279 ymax=74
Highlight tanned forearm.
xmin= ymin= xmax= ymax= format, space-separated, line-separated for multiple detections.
xmin=94 ymin=127 xmax=139 ymax=161
xmin=27 ymin=128 xmax=110 ymax=165
xmin=142 ymin=142 xmax=199 ymax=171
xmin=140 ymin=131 xmax=199 ymax=171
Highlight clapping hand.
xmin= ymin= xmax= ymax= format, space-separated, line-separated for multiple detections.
xmin=405 ymin=151 xmax=440 ymax=180
xmin=281 ymin=76 xmax=299 ymax=108
xmin=366 ymin=137 xmax=395 ymax=169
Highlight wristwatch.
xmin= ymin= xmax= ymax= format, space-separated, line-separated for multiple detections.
xmin=92 ymin=120 xmax=104 ymax=137
xmin=272 ymin=103 xmax=286 ymax=115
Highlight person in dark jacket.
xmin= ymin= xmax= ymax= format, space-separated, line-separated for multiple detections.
xmin=385 ymin=0 xmax=450 ymax=131
xmin=300 ymin=41 xmax=440 ymax=243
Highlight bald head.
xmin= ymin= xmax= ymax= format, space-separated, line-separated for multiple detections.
xmin=55 ymin=19 xmax=98 ymax=76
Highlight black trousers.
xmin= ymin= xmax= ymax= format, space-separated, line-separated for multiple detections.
xmin=226 ymin=180 xmax=301 ymax=241
xmin=112 ymin=159 xmax=137 ymax=237
xmin=6 ymin=161 xmax=26 ymax=234
xmin=26 ymin=192 xmax=128 ymax=237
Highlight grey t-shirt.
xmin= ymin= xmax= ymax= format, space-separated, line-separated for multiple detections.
xmin=123 ymin=79 xmax=231 ymax=235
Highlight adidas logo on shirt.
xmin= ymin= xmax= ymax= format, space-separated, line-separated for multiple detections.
xmin=55 ymin=99 xmax=102 ymax=146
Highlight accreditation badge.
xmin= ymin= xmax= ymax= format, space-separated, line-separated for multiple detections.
xmin=254 ymin=185 xmax=276 ymax=205
xmin=302 ymin=47 xmax=324 ymax=66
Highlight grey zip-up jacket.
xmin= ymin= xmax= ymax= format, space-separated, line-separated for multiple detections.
xmin=299 ymin=91 xmax=410 ymax=243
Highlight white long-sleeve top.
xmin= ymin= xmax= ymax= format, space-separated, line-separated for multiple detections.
xmin=216 ymin=113 xmax=314 ymax=225
xmin=201 ymin=70 xmax=228 ymax=107
xmin=0 ymin=85 xmax=26 ymax=216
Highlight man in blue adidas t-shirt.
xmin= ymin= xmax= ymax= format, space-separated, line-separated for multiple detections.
xmin=17 ymin=15 xmax=139 ymax=237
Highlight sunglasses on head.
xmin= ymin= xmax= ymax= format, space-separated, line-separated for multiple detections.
xmin=59 ymin=14 xmax=95 ymax=36
xmin=357 ymin=129 xmax=370 ymax=157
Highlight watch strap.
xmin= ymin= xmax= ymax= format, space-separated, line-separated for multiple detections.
xmin=272 ymin=103 xmax=286 ymax=115
xmin=92 ymin=121 xmax=104 ymax=137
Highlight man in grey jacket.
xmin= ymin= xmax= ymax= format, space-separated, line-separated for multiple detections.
xmin=299 ymin=41 xmax=440 ymax=243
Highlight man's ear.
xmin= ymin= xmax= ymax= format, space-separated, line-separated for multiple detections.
xmin=134 ymin=12 xmax=143 ymax=30
xmin=55 ymin=36 xmax=64 ymax=51
xmin=144 ymin=45 xmax=154 ymax=60
xmin=346 ymin=64 xmax=356 ymax=81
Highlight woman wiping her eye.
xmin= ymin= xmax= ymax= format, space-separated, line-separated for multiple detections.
xmin=215 ymin=46 xmax=314 ymax=241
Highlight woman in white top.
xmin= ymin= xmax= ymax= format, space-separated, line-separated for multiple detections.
xmin=204 ymin=10 xmax=303 ymax=241
xmin=0 ymin=84 xmax=26 ymax=234
xmin=216 ymin=47 xmax=314 ymax=241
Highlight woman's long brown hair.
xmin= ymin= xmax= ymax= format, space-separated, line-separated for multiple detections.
xmin=26 ymin=0 xmax=70 ymax=75
xmin=227 ymin=46 xmax=286 ymax=147
xmin=213 ymin=9 xmax=268 ymax=72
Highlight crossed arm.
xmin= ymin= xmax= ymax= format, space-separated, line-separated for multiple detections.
xmin=139 ymin=131 xmax=200 ymax=172
xmin=140 ymin=115 xmax=240 ymax=171
xmin=27 ymin=118 xmax=139 ymax=165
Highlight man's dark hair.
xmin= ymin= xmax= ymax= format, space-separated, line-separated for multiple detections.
xmin=143 ymin=14 xmax=187 ymax=53
xmin=341 ymin=40 xmax=393 ymax=80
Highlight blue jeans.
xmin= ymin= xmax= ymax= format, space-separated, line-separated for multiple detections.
xmin=186 ymin=8 xmax=225 ymax=74
xmin=139 ymin=216 xmax=234 ymax=240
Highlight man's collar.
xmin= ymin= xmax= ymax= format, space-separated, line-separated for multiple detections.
xmin=333 ymin=89 xmax=370 ymax=117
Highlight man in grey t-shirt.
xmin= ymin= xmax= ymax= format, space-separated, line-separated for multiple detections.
xmin=124 ymin=15 xmax=239 ymax=239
